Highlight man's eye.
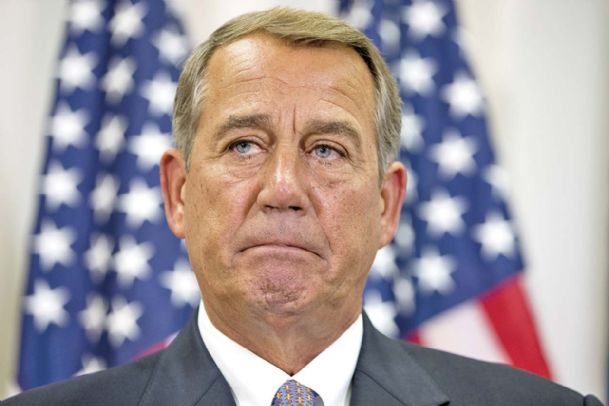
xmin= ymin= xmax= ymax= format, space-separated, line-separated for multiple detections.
xmin=313 ymin=145 xmax=340 ymax=159
xmin=230 ymin=140 xmax=255 ymax=155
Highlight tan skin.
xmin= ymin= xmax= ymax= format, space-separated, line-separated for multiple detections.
xmin=160 ymin=34 xmax=406 ymax=374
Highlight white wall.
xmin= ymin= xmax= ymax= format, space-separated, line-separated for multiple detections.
xmin=457 ymin=0 xmax=609 ymax=397
xmin=0 ymin=0 xmax=68 ymax=397
xmin=1 ymin=0 xmax=607 ymax=400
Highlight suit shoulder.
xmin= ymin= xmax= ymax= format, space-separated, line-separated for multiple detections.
xmin=3 ymin=351 xmax=161 ymax=406
xmin=400 ymin=341 xmax=592 ymax=405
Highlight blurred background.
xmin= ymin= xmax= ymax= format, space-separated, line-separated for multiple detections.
xmin=0 ymin=0 xmax=608 ymax=401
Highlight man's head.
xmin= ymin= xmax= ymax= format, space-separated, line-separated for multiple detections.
xmin=160 ymin=8 xmax=406 ymax=346
xmin=172 ymin=7 xmax=402 ymax=179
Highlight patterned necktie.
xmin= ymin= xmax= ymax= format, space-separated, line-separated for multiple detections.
xmin=271 ymin=379 xmax=323 ymax=406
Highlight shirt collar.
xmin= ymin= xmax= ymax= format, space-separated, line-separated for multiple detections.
xmin=197 ymin=301 xmax=363 ymax=406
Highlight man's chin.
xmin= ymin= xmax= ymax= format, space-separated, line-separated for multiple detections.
xmin=257 ymin=279 xmax=312 ymax=310
xmin=238 ymin=275 xmax=319 ymax=317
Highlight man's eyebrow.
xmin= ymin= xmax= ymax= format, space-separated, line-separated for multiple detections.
xmin=303 ymin=120 xmax=362 ymax=147
xmin=213 ymin=114 xmax=272 ymax=140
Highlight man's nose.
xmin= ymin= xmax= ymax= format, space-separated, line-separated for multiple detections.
xmin=256 ymin=145 xmax=308 ymax=214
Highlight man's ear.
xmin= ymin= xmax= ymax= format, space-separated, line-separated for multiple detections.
xmin=379 ymin=161 xmax=407 ymax=247
xmin=160 ymin=148 xmax=187 ymax=239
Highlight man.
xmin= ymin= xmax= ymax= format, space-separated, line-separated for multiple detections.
xmin=4 ymin=7 xmax=603 ymax=406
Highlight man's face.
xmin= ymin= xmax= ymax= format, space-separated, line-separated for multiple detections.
xmin=163 ymin=34 xmax=405 ymax=325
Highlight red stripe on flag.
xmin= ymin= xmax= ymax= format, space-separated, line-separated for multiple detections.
xmin=135 ymin=334 xmax=176 ymax=359
xmin=135 ymin=341 xmax=168 ymax=359
xmin=407 ymin=331 xmax=422 ymax=345
xmin=480 ymin=275 xmax=552 ymax=379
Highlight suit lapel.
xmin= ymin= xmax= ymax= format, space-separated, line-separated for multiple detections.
xmin=137 ymin=313 xmax=236 ymax=406
xmin=350 ymin=314 xmax=449 ymax=406
xmin=136 ymin=311 xmax=448 ymax=406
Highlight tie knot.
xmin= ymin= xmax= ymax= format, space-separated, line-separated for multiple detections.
xmin=271 ymin=379 xmax=322 ymax=406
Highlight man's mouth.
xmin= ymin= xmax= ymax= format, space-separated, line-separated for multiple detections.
xmin=239 ymin=239 xmax=323 ymax=259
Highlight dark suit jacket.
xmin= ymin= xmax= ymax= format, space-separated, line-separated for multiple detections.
xmin=3 ymin=312 xmax=603 ymax=405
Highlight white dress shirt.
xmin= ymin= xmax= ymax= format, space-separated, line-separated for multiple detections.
xmin=197 ymin=302 xmax=363 ymax=406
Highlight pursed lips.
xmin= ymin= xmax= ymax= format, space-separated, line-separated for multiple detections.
xmin=239 ymin=239 xmax=324 ymax=259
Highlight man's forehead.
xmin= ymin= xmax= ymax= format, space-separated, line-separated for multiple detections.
xmin=211 ymin=31 xmax=360 ymax=61
xmin=201 ymin=34 xmax=374 ymax=123
xmin=204 ymin=32 xmax=375 ymax=91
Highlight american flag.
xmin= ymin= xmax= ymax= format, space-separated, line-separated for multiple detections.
xmin=340 ymin=0 xmax=551 ymax=377
xmin=17 ymin=0 xmax=196 ymax=389
xmin=18 ymin=0 xmax=551 ymax=391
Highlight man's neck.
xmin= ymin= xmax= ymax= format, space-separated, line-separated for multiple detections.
xmin=203 ymin=297 xmax=361 ymax=374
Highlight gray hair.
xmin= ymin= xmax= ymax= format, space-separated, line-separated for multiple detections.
xmin=172 ymin=7 xmax=402 ymax=178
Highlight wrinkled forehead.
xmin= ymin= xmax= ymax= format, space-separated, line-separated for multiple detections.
xmin=202 ymin=37 xmax=376 ymax=133
xmin=203 ymin=34 xmax=375 ymax=126
xmin=204 ymin=32 xmax=376 ymax=96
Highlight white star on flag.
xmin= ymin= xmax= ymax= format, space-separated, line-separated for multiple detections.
xmin=364 ymin=291 xmax=400 ymax=337
xmin=109 ymin=2 xmax=147 ymax=46
xmin=91 ymin=173 xmax=119 ymax=223
xmin=40 ymin=160 xmax=82 ymax=210
xmin=33 ymin=221 xmax=76 ymax=271
xmin=402 ymin=0 xmax=446 ymax=39
xmin=473 ymin=212 xmax=516 ymax=260
xmin=404 ymin=164 xmax=418 ymax=202
xmin=395 ymin=220 xmax=415 ymax=252
xmin=101 ymin=57 xmax=136 ymax=104
xmin=413 ymin=249 xmax=456 ymax=294
xmin=69 ymin=0 xmax=104 ymax=33
xmin=451 ymin=25 xmax=468 ymax=53
xmin=400 ymin=107 xmax=424 ymax=151
xmin=371 ymin=245 xmax=399 ymax=279
xmin=393 ymin=277 xmax=416 ymax=314
xmin=49 ymin=102 xmax=88 ymax=151
xmin=160 ymin=260 xmax=200 ymax=307
xmin=25 ymin=280 xmax=70 ymax=332
xmin=400 ymin=50 xmax=437 ymax=95
xmin=141 ymin=72 xmax=177 ymax=116
xmin=112 ymin=237 xmax=154 ymax=288
xmin=106 ymin=297 xmax=143 ymax=348
xmin=58 ymin=46 xmax=97 ymax=92
xmin=128 ymin=123 xmax=172 ymax=170
xmin=342 ymin=0 xmax=373 ymax=29
xmin=430 ymin=130 xmax=477 ymax=178
xmin=85 ymin=233 xmax=115 ymax=282
xmin=484 ymin=165 xmax=511 ymax=198
xmin=116 ymin=179 xmax=162 ymax=228
xmin=76 ymin=355 xmax=107 ymax=376
xmin=153 ymin=28 xmax=189 ymax=66
xmin=418 ymin=189 xmax=468 ymax=236
xmin=78 ymin=294 xmax=107 ymax=343
xmin=442 ymin=72 xmax=484 ymax=117
xmin=379 ymin=19 xmax=401 ymax=53
xmin=96 ymin=115 xmax=127 ymax=163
